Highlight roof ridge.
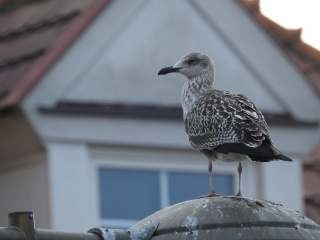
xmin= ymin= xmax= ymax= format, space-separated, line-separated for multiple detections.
xmin=38 ymin=100 xmax=319 ymax=127
xmin=0 ymin=0 xmax=112 ymax=110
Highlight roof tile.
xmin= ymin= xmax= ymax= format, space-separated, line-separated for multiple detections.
xmin=0 ymin=0 xmax=111 ymax=111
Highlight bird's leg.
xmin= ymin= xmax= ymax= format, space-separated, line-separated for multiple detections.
xmin=208 ymin=160 xmax=215 ymax=196
xmin=234 ymin=162 xmax=242 ymax=197
xmin=197 ymin=160 xmax=221 ymax=198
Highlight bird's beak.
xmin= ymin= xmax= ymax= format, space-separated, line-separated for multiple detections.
xmin=158 ymin=66 xmax=181 ymax=75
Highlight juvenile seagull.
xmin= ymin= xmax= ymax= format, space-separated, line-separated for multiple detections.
xmin=158 ymin=52 xmax=292 ymax=197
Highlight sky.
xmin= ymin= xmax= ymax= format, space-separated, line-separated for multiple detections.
xmin=260 ymin=0 xmax=320 ymax=50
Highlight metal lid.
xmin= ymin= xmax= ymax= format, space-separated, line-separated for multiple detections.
xmin=130 ymin=197 xmax=320 ymax=239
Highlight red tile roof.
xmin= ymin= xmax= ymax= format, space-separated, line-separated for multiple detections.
xmin=0 ymin=0 xmax=111 ymax=111
xmin=239 ymin=0 xmax=320 ymax=224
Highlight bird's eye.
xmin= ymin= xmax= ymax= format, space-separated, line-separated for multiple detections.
xmin=187 ymin=58 xmax=198 ymax=65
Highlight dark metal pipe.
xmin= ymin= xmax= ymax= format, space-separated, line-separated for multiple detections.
xmin=37 ymin=229 xmax=101 ymax=240
xmin=0 ymin=227 xmax=26 ymax=240
xmin=0 ymin=227 xmax=102 ymax=240
xmin=4 ymin=212 xmax=102 ymax=240
xmin=1 ymin=212 xmax=156 ymax=240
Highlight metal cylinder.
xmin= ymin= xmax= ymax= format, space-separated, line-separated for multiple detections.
xmin=8 ymin=212 xmax=35 ymax=240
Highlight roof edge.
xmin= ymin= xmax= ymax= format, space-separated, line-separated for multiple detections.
xmin=0 ymin=0 xmax=112 ymax=111
xmin=38 ymin=101 xmax=319 ymax=127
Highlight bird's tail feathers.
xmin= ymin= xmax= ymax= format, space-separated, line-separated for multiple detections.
xmin=265 ymin=140 xmax=292 ymax=162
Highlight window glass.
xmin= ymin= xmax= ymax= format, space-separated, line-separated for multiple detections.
xmin=99 ymin=168 xmax=233 ymax=228
xmin=99 ymin=169 xmax=160 ymax=220
xmin=168 ymin=172 xmax=233 ymax=204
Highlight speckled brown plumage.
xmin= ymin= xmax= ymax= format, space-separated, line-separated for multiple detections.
xmin=185 ymin=90 xmax=287 ymax=162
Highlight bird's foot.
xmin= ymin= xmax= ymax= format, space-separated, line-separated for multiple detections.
xmin=196 ymin=191 xmax=222 ymax=198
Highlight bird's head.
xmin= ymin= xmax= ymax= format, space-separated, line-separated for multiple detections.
xmin=158 ymin=52 xmax=214 ymax=79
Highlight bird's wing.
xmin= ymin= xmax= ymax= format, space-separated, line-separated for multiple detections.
xmin=185 ymin=90 xmax=271 ymax=150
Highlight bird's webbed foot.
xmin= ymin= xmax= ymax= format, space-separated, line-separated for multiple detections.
xmin=231 ymin=191 xmax=243 ymax=197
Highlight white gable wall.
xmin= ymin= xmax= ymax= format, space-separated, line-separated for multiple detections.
xmin=63 ymin=0 xmax=282 ymax=112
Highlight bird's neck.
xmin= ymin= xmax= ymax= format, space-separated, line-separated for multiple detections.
xmin=182 ymin=72 xmax=214 ymax=118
